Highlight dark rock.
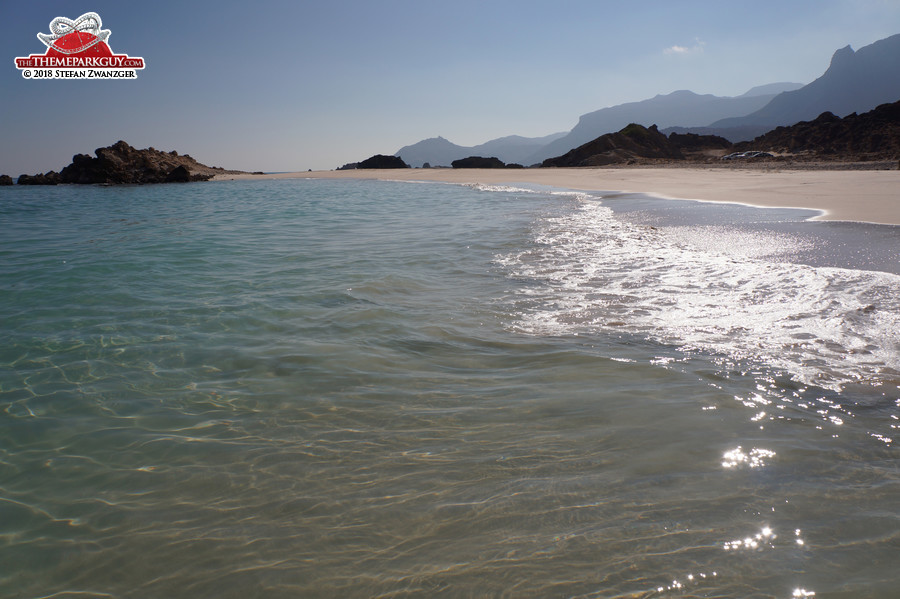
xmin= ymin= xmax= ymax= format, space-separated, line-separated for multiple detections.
xmin=735 ymin=100 xmax=900 ymax=160
xmin=17 ymin=171 xmax=61 ymax=185
xmin=165 ymin=165 xmax=191 ymax=182
xmin=29 ymin=140 xmax=220 ymax=184
xmin=542 ymin=124 xmax=684 ymax=167
xmin=337 ymin=162 xmax=359 ymax=170
xmin=357 ymin=155 xmax=410 ymax=169
xmin=0 ymin=175 xmax=13 ymax=186
xmin=451 ymin=156 xmax=506 ymax=168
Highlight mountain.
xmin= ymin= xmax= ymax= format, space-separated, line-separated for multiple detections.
xmin=395 ymin=132 xmax=566 ymax=168
xmin=711 ymin=34 xmax=900 ymax=129
xmin=525 ymin=84 xmax=803 ymax=164
xmin=660 ymin=124 xmax=774 ymax=143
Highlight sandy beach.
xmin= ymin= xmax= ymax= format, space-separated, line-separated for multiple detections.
xmin=214 ymin=167 xmax=900 ymax=226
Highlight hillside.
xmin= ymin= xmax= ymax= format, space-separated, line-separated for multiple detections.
xmin=542 ymin=124 xmax=694 ymax=167
xmin=736 ymin=100 xmax=900 ymax=160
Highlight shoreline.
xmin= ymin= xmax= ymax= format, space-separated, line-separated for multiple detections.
xmin=212 ymin=166 xmax=900 ymax=226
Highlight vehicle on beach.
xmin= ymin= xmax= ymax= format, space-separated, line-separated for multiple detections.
xmin=721 ymin=151 xmax=774 ymax=160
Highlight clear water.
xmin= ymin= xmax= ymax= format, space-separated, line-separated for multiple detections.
xmin=1 ymin=179 xmax=897 ymax=598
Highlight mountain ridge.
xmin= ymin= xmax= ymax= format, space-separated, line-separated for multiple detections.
xmin=710 ymin=33 xmax=900 ymax=129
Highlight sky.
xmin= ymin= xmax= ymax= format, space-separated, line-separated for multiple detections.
xmin=2 ymin=0 xmax=900 ymax=174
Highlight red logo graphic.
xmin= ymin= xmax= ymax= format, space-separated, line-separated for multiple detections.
xmin=14 ymin=12 xmax=145 ymax=79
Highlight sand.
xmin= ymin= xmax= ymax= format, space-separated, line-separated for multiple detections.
xmin=213 ymin=167 xmax=900 ymax=226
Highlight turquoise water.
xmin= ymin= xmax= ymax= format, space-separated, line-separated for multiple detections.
xmin=1 ymin=179 xmax=897 ymax=598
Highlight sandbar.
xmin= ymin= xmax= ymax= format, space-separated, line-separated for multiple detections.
xmin=213 ymin=167 xmax=900 ymax=226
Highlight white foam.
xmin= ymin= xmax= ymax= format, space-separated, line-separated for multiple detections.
xmin=498 ymin=197 xmax=900 ymax=390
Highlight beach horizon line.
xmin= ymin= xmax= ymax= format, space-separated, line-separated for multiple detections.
xmin=212 ymin=166 xmax=900 ymax=226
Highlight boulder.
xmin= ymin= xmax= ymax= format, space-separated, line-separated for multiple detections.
xmin=0 ymin=175 xmax=13 ymax=186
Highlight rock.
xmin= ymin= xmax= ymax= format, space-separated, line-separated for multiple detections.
xmin=0 ymin=175 xmax=13 ymax=186
xmin=451 ymin=156 xmax=506 ymax=168
xmin=165 ymin=165 xmax=192 ymax=182
xmin=23 ymin=141 xmax=219 ymax=184
xmin=735 ymin=99 xmax=900 ymax=160
xmin=17 ymin=171 xmax=61 ymax=185
xmin=357 ymin=155 xmax=410 ymax=169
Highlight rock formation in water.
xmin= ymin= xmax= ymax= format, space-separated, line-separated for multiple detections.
xmin=16 ymin=172 xmax=62 ymax=185
xmin=11 ymin=141 xmax=244 ymax=185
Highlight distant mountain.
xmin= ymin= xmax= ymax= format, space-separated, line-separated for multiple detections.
xmin=660 ymin=124 xmax=774 ymax=143
xmin=527 ymin=84 xmax=803 ymax=164
xmin=391 ymin=32 xmax=900 ymax=168
xmin=395 ymin=132 xmax=566 ymax=168
xmin=394 ymin=136 xmax=466 ymax=168
xmin=711 ymin=34 xmax=900 ymax=129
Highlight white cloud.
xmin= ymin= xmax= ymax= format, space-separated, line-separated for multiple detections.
xmin=664 ymin=38 xmax=706 ymax=55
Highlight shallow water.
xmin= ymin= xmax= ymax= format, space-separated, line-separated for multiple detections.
xmin=0 ymin=179 xmax=897 ymax=598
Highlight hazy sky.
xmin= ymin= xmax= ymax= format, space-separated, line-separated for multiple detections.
xmin=3 ymin=1 xmax=900 ymax=174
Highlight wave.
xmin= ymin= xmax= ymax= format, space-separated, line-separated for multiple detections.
xmin=497 ymin=196 xmax=900 ymax=391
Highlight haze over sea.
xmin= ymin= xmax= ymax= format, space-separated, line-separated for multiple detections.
xmin=1 ymin=179 xmax=897 ymax=598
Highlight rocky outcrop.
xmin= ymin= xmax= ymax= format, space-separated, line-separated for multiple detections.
xmin=0 ymin=174 xmax=17 ymax=185
xmin=357 ymin=154 xmax=410 ymax=169
xmin=11 ymin=141 xmax=245 ymax=185
xmin=542 ymin=124 xmax=685 ymax=167
xmin=17 ymin=172 xmax=61 ymax=185
xmin=736 ymin=100 xmax=900 ymax=160
xmin=451 ymin=156 xmax=507 ymax=168
xmin=56 ymin=141 xmax=218 ymax=184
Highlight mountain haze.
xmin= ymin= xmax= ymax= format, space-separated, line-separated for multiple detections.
xmin=394 ymin=84 xmax=801 ymax=168
xmin=711 ymin=34 xmax=900 ymax=129
xmin=528 ymin=84 xmax=803 ymax=163
xmin=389 ymin=33 xmax=900 ymax=169
xmin=395 ymin=132 xmax=566 ymax=168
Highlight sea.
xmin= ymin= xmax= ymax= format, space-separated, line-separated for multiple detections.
xmin=1 ymin=178 xmax=897 ymax=598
